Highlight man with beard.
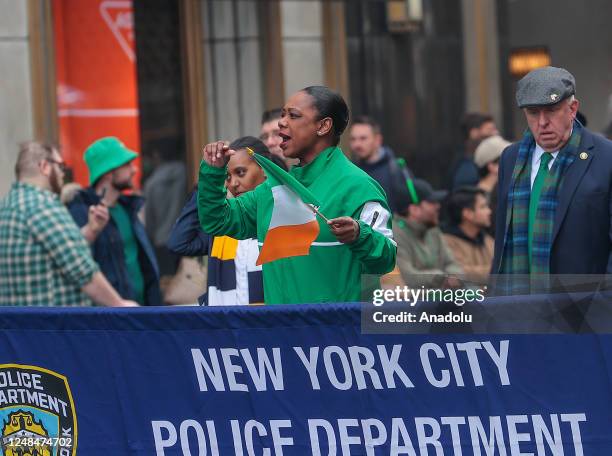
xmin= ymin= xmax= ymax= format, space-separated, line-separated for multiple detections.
xmin=67 ymin=137 xmax=162 ymax=306
xmin=0 ymin=141 xmax=137 ymax=307
xmin=392 ymin=178 xmax=463 ymax=288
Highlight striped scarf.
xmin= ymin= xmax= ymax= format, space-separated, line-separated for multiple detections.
xmin=498 ymin=121 xmax=582 ymax=293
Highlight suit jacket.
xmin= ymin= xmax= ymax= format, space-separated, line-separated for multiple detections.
xmin=492 ymin=128 xmax=612 ymax=274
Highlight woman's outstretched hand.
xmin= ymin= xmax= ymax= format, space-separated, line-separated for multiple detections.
xmin=202 ymin=141 xmax=234 ymax=168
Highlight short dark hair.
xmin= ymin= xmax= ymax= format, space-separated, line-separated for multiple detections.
xmin=351 ymin=115 xmax=381 ymax=135
xmin=446 ymin=186 xmax=487 ymax=226
xmin=301 ymin=86 xmax=350 ymax=146
xmin=229 ymin=136 xmax=287 ymax=171
xmin=461 ymin=112 xmax=494 ymax=140
xmin=230 ymin=136 xmax=268 ymax=155
xmin=261 ymin=108 xmax=282 ymax=125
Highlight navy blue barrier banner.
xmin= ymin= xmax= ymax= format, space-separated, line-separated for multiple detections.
xmin=0 ymin=303 xmax=610 ymax=454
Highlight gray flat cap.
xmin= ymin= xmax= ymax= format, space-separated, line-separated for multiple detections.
xmin=516 ymin=66 xmax=575 ymax=108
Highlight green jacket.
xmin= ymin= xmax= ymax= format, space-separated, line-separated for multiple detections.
xmin=198 ymin=146 xmax=396 ymax=304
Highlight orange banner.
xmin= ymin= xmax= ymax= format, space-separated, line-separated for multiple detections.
xmin=53 ymin=0 xmax=141 ymax=187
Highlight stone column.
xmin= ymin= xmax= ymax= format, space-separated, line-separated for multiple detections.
xmin=279 ymin=0 xmax=325 ymax=98
xmin=0 ymin=0 xmax=34 ymax=196
xmin=201 ymin=0 xmax=264 ymax=141
xmin=461 ymin=0 xmax=503 ymax=128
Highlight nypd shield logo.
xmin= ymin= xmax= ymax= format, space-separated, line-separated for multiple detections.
xmin=0 ymin=365 xmax=76 ymax=456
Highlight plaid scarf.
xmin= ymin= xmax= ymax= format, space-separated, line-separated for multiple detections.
xmin=498 ymin=121 xmax=582 ymax=293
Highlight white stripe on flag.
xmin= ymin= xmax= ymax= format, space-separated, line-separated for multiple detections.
xmin=268 ymin=185 xmax=315 ymax=229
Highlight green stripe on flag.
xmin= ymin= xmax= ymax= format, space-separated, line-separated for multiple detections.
xmin=248 ymin=149 xmax=321 ymax=206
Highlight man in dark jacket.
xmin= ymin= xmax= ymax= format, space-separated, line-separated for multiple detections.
xmin=67 ymin=137 xmax=162 ymax=305
xmin=349 ymin=115 xmax=411 ymax=213
xmin=492 ymin=67 xmax=612 ymax=294
xmin=448 ymin=112 xmax=498 ymax=190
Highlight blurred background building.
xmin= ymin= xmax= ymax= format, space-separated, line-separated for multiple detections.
xmin=1 ymin=0 xmax=611 ymax=197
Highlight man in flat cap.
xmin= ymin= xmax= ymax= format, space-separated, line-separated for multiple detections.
xmin=491 ymin=66 xmax=612 ymax=293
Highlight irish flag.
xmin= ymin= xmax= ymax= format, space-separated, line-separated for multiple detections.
xmin=247 ymin=149 xmax=321 ymax=265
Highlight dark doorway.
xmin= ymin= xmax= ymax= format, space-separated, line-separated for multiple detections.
xmin=133 ymin=0 xmax=188 ymax=276
xmin=345 ymin=0 xmax=466 ymax=188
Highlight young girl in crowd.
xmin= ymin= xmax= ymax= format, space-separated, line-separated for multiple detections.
xmin=167 ymin=137 xmax=285 ymax=305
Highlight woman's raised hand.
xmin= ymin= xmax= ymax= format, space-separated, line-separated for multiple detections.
xmin=202 ymin=141 xmax=234 ymax=168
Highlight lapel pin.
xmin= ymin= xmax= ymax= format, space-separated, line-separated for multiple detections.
xmin=579 ymin=152 xmax=588 ymax=160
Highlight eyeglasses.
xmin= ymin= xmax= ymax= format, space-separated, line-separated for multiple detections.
xmin=46 ymin=158 xmax=67 ymax=172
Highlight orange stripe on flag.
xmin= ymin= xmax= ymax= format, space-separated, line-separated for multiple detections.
xmin=256 ymin=220 xmax=320 ymax=265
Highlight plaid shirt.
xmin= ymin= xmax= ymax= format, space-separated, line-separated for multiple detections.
xmin=0 ymin=182 xmax=99 ymax=306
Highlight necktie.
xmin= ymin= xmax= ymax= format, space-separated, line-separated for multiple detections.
xmin=528 ymin=152 xmax=553 ymax=269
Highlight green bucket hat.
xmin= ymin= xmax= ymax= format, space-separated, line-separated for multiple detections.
xmin=84 ymin=137 xmax=138 ymax=185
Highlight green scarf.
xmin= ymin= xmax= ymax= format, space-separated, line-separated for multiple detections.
xmin=498 ymin=121 xmax=582 ymax=293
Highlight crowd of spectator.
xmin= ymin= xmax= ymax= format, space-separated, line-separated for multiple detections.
xmin=2 ymin=67 xmax=611 ymax=306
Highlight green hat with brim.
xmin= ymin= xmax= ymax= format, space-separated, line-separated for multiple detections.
xmin=84 ymin=137 xmax=138 ymax=185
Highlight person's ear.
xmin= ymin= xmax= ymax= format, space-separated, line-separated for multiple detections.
xmin=408 ymin=204 xmax=418 ymax=218
xmin=39 ymin=159 xmax=51 ymax=177
xmin=97 ymin=173 xmax=110 ymax=187
xmin=317 ymin=117 xmax=333 ymax=136
xmin=375 ymin=133 xmax=383 ymax=148
xmin=570 ymin=98 xmax=580 ymax=119
xmin=462 ymin=207 xmax=473 ymax=223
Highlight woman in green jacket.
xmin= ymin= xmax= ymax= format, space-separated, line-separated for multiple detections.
xmin=198 ymin=86 xmax=396 ymax=304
